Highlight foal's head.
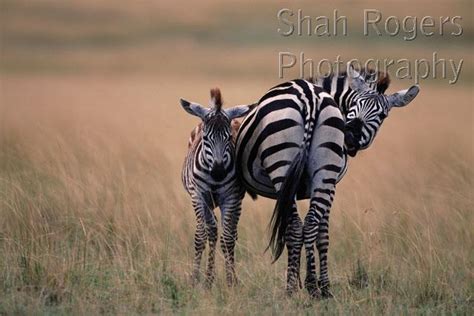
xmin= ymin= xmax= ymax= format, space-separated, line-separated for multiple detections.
xmin=180 ymin=88 xmax=255 ymax=181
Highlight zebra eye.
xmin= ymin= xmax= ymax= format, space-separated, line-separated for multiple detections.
xmin=347 ymin=112 xmax=355 ymax=119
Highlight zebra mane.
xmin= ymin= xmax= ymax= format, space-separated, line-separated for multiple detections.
xmin=342 ymin=68 xmax=391 ymax=94
xmin=309 ymin=68 xmax=391 ymax=94
xmin=210 ymin=88 xmax=223 ymax=111
xmin=359 ymin=68 xmax=391 ymax=94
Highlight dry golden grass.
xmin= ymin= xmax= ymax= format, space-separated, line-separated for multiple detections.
xmin=1 ymin=0 xmax=473 ymax=314
xmin=1 ymin=75 xmax=472 ymax=314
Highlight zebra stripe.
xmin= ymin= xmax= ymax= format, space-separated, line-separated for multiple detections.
xmin=181 ymin=89 xmax=254 ymax=288
xmin=236 ymin=64 xmax=419 ymax=298
xmin=237 ymin=79 xmax=345 ymax=297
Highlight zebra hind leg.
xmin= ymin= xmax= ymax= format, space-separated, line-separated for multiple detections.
xmin=285 ymin=201 xmax=303 ymax=295
xmin=303 ymin=185 xmax=335 ymax=298
xmin=204 ymin=212 xmax=218 ymax=289
xmin=303 ymin=208 xmax=320 ymax=299
xmin=316 ymin=212 xmax=333 ymax=298
xmin=220 ymin=201 xmax=242 ymax=287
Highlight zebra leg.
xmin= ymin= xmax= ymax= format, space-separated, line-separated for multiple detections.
xmin=285 ymin=200 xmax=303 ymax=295
xmin=304 ymin=187 xmax=335 ymax=298
xmin=191 ymin=199 xmax=208 ymax=285
xmin=220 ymin=198 xmax=242 ymax=287
xmin=316 ymin=211 xmax=333 ymax=298
xmin=204 ymin=210 xmax=218 ymax=288
xmin=303 ymin=103 xmax=343 ymax=298
xmin=192 ymin=216 xmax=207 ymax=285
xmin=303 ymin=204 xmax=321 ymax=298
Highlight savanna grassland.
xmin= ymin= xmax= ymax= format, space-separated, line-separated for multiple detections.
xmin=1 ymin=0 xmax=473 ymax=314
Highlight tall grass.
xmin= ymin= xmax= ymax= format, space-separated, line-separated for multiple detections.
xmin=1 ymin=77 xmax=472 ymax=314
xmin=1 ymin=0 xmax=472 ymax=313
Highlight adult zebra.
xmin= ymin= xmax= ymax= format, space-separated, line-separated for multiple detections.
xmin=236 ymin=64 xmax=419 ymax=297
xmin=180 ymin=88 xmax=254 ymax=288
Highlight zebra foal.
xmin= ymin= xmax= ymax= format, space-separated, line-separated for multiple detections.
xmin=181 ymin=88 xmax=254 ymax=287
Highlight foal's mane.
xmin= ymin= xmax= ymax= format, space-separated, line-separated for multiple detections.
xmin=210 ymin=88 xmax=222 ymax=110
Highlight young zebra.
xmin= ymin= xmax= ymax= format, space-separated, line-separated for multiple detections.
xmin=236 ymin=64 xmax=419 ymax=297
xmin=181 ymin=88 xmax=254 ymax=288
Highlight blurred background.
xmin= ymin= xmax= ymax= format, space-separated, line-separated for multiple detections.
xmin=0 ymin=0 xmax=472 ymax=314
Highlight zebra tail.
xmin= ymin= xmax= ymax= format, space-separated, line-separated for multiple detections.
xmin=246 ymin=189 xmax=258 ymax=200
xmin=267 ymin=145 xmax=308 ymax=263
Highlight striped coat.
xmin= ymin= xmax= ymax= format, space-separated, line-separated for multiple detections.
xmin=180 ymin=88 xmax=254 ymax=287
xmin=236 ymin=64 xmax=420 ymax=297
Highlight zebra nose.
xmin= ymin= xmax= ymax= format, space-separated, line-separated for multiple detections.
xmin=349 ymin=118 xmax=363 ymax=131
xmin=210 ymin=162 xmax=226 ymax=181
xmin=346 ymin=118 xmax=363 ymax=138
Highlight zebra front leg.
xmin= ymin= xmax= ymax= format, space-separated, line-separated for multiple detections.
xmin=204 ymin=211 xmax=218 ymax=289
xmin=316 ymin=212 xmax=333 ymax=298
xmin=192 ymin=217 xmax=207 ymax=285
xmin=191 ymin=198 xmax=208 ymax=285
xmin=285 ymin=201 xmax=303 ymax=295
xmin=220 ymin=199 xmax=242 ymax=287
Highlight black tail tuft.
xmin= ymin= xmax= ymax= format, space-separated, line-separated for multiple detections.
xmin=266 ymin=148 xmax=307 ymax=262
xmin=246 ymin=190 xmax=258 ymax=200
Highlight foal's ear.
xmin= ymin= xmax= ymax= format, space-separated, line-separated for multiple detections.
xmin=386 ymin=85 xmax=420 ymax=109
xmin=225 ymin=103 xmax=257 ymax=119
xmin=180 ymin=99 xmax=210 ymax=119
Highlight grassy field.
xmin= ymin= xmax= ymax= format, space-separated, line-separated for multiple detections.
xmin=1 ymin=0 xmax=473 ymax=314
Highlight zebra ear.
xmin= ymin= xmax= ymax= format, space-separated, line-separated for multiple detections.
xmin=347 ymin=62 xmax=369 ymax=92
xmin=180 ymin=99 xmax=210 ymax=119
xmin=386 ymin=85 xmax=420 ymax=109
xmin=225 ymin=103 xmax=257 ymax=119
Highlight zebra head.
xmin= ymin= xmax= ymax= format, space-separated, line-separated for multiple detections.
xmin=180 ymin=88 xmax=255 ymax=181
xmin=344 ymin=64 xmax=420 ymax=157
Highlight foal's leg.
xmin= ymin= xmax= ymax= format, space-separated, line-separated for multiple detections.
xmin=191 ymin=197 xmax=208 ymax=285
xmin=204 ymin=208 xmax=218 ymax=288
xmin=220 ymin=195 xmax=243 ymax=286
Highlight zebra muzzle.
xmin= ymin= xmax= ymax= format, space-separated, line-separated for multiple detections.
xmin=210 ymin=163 xmax=226 ymax=181
xmin=344 ymin=131 xmax=360 ymax=157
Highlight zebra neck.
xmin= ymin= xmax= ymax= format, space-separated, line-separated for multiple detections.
xmin=338 ymin=87 xmax=357 ymax=116
xmin=317 ymin=75 xmax=354 ymax=117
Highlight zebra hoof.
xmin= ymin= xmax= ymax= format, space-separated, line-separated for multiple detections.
xmin=204 ymin=280 xmax=213 ymax=290
xmin=226 ymin=276 xmax=238 ymax=287
xmin=191 ymin=273 xmax=200 ymax=287
xmin=319 ymin=282 xmax=333 ymax=299
xmin=286 ymin=274 xmax=300 ymax=296
xmin=320 ymin=286 xmax=333 ymax=299
xmin=204 ymin=274 xmax=215 ymax=289
xmin=305 ymin=276 xmax=320 ymax=299
xmin=286 ymin=284 xmax=299 ymax=297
